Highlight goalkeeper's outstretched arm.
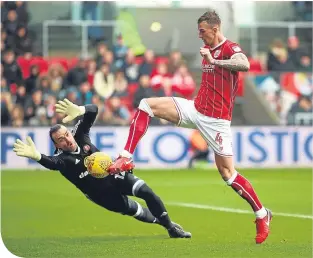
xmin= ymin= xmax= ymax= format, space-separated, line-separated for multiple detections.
xmin=55 ymin=99 xmax=98 ymax=135
xmin=13 ymin=136 xmax=66 ymax=171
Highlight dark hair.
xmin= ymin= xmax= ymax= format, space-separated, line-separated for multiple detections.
xmin=198 ymin=10 xmax=221 ymax=26
xmin=49 ymin=124 xmax=62 ymax=143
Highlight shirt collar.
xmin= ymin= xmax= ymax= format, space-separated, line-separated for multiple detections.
xmin=210 ymin=37 xmax=227 ymax=51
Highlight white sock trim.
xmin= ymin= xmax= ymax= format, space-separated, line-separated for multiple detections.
xmin=120 ymin=150 xmax=132 ymax=158
xmin=133 ymin=201 xmax=143 ymax=217
xmin=225 ymin=170 xmax=238 ymax=185
xmin=255 ymin=207 xmax=267 ymax=219
xmin=138 ymin=99 xmax=154 ymax=117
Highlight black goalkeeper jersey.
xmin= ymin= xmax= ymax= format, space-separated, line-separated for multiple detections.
xmin=38 ymin=104 xmax=114 ymax=199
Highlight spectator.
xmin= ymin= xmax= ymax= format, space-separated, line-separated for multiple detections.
xmin=172 ymin=62 xmax=196 ymax=99
xmin=10 ymin=104 xmax=24 ymax=127
xmin=2 ymin=49 xmax=23 ymax=85
xmin=1 ymin=30 xmax=14 ymax=51
xmin=66 ymin=59 xmax=87 ymax=87
xmin=103 ymin=51 xmax=115 ymax=72
xmin=15 ymin=1 xmax=29 ymax=25
xmin=94 ymin=63 xmax=115 ymax=99
xmin=299 ymin=56 xmax=312 ymax=72
xmin=267 ymin=39 xmax=295 ymax=71
xmin=113 ymin=35 xmax=128 ymax=70
xmin=95 ymin=43 xmax=108 ymax=67
xmin=14 ymin=26 xmax=33 ymax=56
xmin=287 ymin=36 xmax=304 ymax=69
xmin=25 ymin=65 xmax=39 ymax=94
xmin=1 ymin=2 xmax=8 ymax=23
xmin=1 ymin=77 xmax=8 ymax=92
xmin=151 ymin=62 xmax=172 ymax=95
xmin=122 ymin=49 xmax=139 ymax=83
xmin=15 ymin=84 xmax=27 ymax=107
xmin=28 ymin=106 xmax=50 ymax=126
xmin=37 ymin=76 xmax=52 ymax=100
xmin=66 ymin=89 xmax=80 ymax=108
xmin=133 ymin=75 xmax=154 ymax=108
xmin=139 ymin=49 xmax=155 ymax=76
xmin=287 ymin=95 xmax=313 ymax=125
xmin=3 ymin=10 xmax=20 ymax=37
xmin=24 ymin=89 xmax=43 ymax=122
xmin=48 ymin=63 xmax=65 ymax=93
xmin=77 ymin=81 xmax=93 ymax=105
xmin=86 ymin=59 xmax=97 ymax=86
xmin=1 ymin=92 xmax=13 ymax=125
xmin=45 ymin=95 xmax=56 ymax=122
xmin=168 ymin=50 xmax=183 ymax=75
xmin=113 ymin=70 xmax=128 ymax=97
xmin=103 ymin=97 xmax=131 ymax=126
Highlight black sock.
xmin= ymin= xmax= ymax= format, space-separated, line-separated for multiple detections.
xmin=135 ymin=184 xmax=173 ymax=229
xmin=134 ymin=207 xmax=159 ymax=224
xmin=126 ymin=199 xmax=158 ymax=224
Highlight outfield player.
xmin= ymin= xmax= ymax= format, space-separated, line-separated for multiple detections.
xmin=13 ymin=99 xmax=191 ymax=238
xmin=108 ymin=11 xmax=272 ymax=244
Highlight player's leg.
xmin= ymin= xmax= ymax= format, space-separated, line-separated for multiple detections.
xmin=133 ymin=181 xmax=191 ymax=238
xmin=91 ymin=189 xmax=159 ymax=225
xmin=114 ymin=172 xmax=191 ymax=238
xmin=109 ymin=97 xmax=194 ymax=174
xmin=214 ymin=154 xmax=272 ymax=244
xmin=195 ymin=115 xmax=272 ymax=244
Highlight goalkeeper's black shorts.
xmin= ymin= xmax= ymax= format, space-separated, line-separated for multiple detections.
xmin=85 ymin=172 xmax=145 ymax=214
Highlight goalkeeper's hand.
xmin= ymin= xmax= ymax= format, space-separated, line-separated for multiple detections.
xmin=55 ymin=98 xmax=86 ymax=123
xmin=13 ymin=136 xmax=41 ymax=161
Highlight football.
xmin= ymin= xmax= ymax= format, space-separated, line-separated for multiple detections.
xmin=84 ymin=152 xmax=112 ymax=178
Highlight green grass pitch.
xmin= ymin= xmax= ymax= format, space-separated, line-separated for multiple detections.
xmin=1 ymin=168 xmax=312 ymax=257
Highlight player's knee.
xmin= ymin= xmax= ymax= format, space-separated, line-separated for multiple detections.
xmin=138 ymin=99 xmax=154 ymax=117
xmin=123 ymin=199 xmax=141 ymax=217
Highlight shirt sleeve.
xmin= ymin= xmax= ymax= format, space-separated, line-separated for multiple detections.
xmin=72 ymin=104 xmax=98 ymax=136
xmin=225 ymin=43 xmax=244 ymax=58
xmin=38 ymin=154 xmax=66 ymax=171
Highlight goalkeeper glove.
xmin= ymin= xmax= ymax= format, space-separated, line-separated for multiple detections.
xmin=13 ymin=136 xmax=41 ymax=161
xmin=55 ymin=98 xmax=86 ymax=123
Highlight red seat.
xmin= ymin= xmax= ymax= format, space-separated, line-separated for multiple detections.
xmin=135 ymin=56 xmax=144 ymax=65
xmin=248 ymin=58 xmax=264 ymax=73
xmin=17 ymin=56 xmax=31 ymax=79
xmin=48 ymin=57 xmax=69 ymax=71
xmin=155 ymin=56 xmax=169 ymax=64
xmin=128 ymin=83 xmax=138 ymax=96
xmin=30 ymin=58 xmax=49 ymax=75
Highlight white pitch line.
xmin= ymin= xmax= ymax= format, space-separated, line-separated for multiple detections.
xmin=167 ymin=202 xmax=313 ymax=220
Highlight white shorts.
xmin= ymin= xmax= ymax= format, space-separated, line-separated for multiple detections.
xmin=172 ymin=97 xmax=233 ymax=157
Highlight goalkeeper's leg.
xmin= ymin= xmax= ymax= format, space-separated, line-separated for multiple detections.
xmin=123 ymin=198 xmax=159 ymax=224
xmin=133 ymin=183 xmax=191 ymax=238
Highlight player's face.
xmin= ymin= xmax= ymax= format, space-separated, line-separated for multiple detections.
xmin=198 ymin=21 xmax=218 ymax=47
xmin=53 ymin=126 xmax=77 ymax=152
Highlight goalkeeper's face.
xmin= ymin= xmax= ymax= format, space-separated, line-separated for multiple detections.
xmin=52 ymin=125 xmax=78 ymax=152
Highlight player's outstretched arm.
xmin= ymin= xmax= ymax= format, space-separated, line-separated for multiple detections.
xmin=13 ymin=137 xmax=65 ymax=171
xmin=55 ymin=99 xmax=98 ymax=135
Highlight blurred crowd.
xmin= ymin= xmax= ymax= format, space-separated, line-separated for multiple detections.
xmin=1 ymin=1 xmax=33 ymax=58
xmin=1 ymin=33 xmax=196 ymax=127
xmin=1 ymin=1 xmax=312 ymax=127
xmin=267 ymin=36 xmax=311 ymax=72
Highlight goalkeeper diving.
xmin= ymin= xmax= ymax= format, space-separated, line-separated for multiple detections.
xmin=13 ymin=99 xmax=191 ymax=238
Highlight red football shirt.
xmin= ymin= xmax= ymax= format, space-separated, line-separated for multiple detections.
xmin=194 ymin=38 xmax=244 ymax=121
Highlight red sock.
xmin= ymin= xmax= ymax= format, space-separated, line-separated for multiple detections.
xmin=124 ymin=109 xmax=150 ymax=154
xmin=230 ymin=173 xmax=263 ymax=212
